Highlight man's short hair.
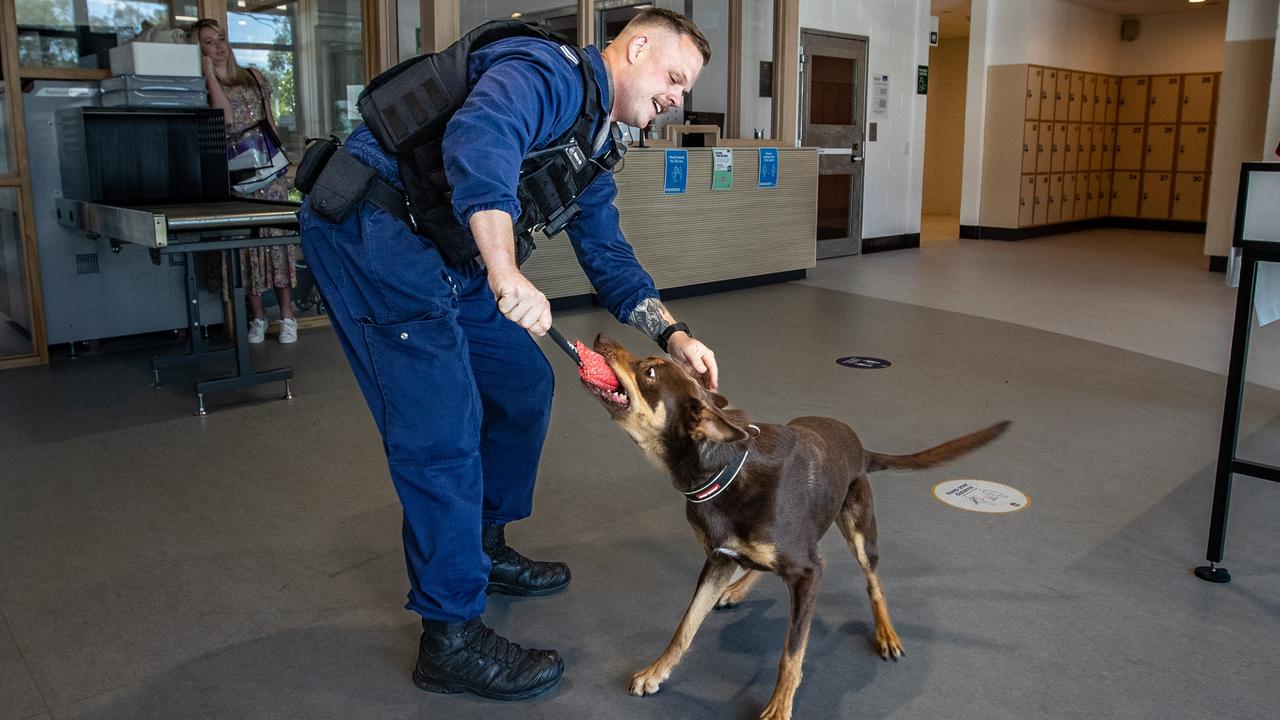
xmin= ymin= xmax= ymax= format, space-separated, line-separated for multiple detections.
xmin=625 ymin=8 xmax=712 ymax=65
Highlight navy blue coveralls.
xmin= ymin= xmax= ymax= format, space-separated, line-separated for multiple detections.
xmin=298 ymin=37 xmax=660 ymax=623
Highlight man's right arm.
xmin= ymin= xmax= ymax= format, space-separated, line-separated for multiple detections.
xmin=470 ymin=208 xmax=550 ymax=335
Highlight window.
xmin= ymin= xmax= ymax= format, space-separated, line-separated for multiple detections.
xmin=461 ymin=1 xmax=578 ymax=39
xmin=16 ymin=0 xmax=199 ymax=69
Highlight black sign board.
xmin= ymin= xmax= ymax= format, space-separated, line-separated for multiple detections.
xmin=837 ymin=356 xmax=892 ymax=370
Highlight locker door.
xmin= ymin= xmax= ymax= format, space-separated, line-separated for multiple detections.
xmin=1074 ymin=174 xmax=1089 ymax=220
xmin=1148 ymin=75 xmax=1182 ymax=124
xmin=1026 ymin=66 xmax=1043 ymax=119
xmin=1089 ymin=124 xmax=1101 ymax=170
xmin=1114 ymin=125 xmax=1146 ymax=170
xmin=1051 ymin=122 xmax=1067 ymax=172
xmin=1178 ymin=124 xmax=1211 ymax=172
xmin=1182 ymin=73 xmax=1216 ymax=123
xmin=1088 ymin=173 xmax=1101 ymax=218
xmin=1140 ymin=172 xmax=1172 ymax=219
xmin=1064 ymin=124 xmax=1079 ymax=172
xmin=1019 ymin=175 xmax=1037 ymax=226
xmin=1102 ymin=125 xmax=1117 ymax=170
xmin=1080 ymin=74 xmax=1096 ymax=123
xmin=1023 ymin=121 xmax=1039 ymax=174
xmin=1069 ymin=72 xmax=1084 ymax=122
xmin=1062 ymin=174 xmax=1075 ymax=221
xmin=1035 ymin=174 xmax=1050 ymax=224
xmin=1111 ymin=172 xmax=1140 ymax=217
xmin=1100 ymin=173 xmax=1113 ymax=216
xmin=1055 ymin=70 xmax=1071 ymax=121
xmin=1080 ymin=124 xmax=1095 ymax=170
xmin=1118 ymin=76 xmax=1148 ymax=123
xmin=1041 ymin=69 xmax=1057 ymax=120
xmin=1104 ymin=77 xmax=1119 ymax=123
xmin=1172 ymin=173 xmax=1207 ymax=221
xmin=1048 ymin=174 xmax=1064 ymax=223
xmin=1145 ymin=124 xmax=1176 ymax=172
xmin=1037 ymin=122 xmax=1054 ymax=174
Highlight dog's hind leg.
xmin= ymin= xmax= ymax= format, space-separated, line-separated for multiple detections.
xmin=758 ymin=560 xmax=823 ymax=720
xmin=630 ymin=556 xmax=737 ymax=697
xmin=836 ymin=483 xmax=904 ymax=660
xmin=716 ymin=569 xmax=764 ymax=609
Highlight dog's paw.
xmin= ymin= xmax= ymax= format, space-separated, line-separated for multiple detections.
xmin=758 ymin=698 xmax=793 ymax=720
xmin=714 ymin=590 xmax=742 ymax=610
xmin=629 ymin=664 xmax=670 ymax=696
xmin=875 ymin=627 xmax=905 ymax=661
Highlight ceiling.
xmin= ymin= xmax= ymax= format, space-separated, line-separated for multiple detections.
xmin=930 ymin=0 xmax=1227 ymax=41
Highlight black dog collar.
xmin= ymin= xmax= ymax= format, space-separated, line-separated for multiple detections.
xmin=683 ymin=425 xmax=760 ymax=504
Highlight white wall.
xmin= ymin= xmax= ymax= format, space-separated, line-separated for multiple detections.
xmin=1116 ymin=9 xmax=1228 ymax=75
xmin=799 ymin=0 xmax=931 ymax=240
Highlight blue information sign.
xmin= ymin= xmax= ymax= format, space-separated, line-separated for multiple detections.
xmin=758 ymin=147 xmax=779 ymax=188
xmin=664 ymin=149 xmax=688 ymax=194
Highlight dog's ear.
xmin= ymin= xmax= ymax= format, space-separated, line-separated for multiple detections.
xmin=692 ymin=403 xmax=750 ymax=444
xmin=705 ymin=389 xmax=731 ymax=409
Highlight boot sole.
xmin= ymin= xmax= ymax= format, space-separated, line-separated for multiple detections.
xmin=412 ymin=660 xmax=564 ymax=701
xmin=486 ymin=577 xmax=571 ymax=597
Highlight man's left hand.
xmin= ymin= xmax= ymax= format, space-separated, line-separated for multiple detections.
xmin=667 ymin=333 xmax=718 ymax=391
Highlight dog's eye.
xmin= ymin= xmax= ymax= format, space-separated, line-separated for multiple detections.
xmin=644 ymin=367 xmax=657 ymax=379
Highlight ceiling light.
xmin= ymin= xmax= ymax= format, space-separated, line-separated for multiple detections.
xmin=1188 ymin=0 xmax=1206 ymax=3
xmin=236 ymin=0 xmax=246 ymax=6
xmin=237 ymin=20 xmax=247 ymax=25
xmin=277 ymin=4 xmax=287 ymax=8
xmin=175 ymin=15 xmax=196 ymax=22
xmin=511 ymin=12 xmax=523 ymax=18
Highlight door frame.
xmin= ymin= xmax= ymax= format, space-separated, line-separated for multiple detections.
xmin=799 ymin=27 xmax=868 ymax=257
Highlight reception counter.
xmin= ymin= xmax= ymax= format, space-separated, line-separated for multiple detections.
xmin=522 ymin=146 xmax=818 ymax=301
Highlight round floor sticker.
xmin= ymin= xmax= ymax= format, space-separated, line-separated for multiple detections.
xmin=932 ymin=479 xmax=1029 ymax=514
xmin=837 ymin=356 xmax=892 ymax=369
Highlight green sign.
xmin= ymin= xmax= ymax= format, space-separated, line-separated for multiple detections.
xmin=917 ymin=65 xmax=928 ymax=95
xmin=711 ymin=148 xmax=733 ymax=190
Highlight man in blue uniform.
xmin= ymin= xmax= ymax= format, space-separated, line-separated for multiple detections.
xmin=298 ymin=8 xmax=716 ymax=701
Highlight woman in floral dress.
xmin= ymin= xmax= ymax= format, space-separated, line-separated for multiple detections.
xmin=192 ymin=18 xmax=298 ymax=344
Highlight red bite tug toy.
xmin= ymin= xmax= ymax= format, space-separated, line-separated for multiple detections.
xmin=575 ymin=340 xmax=619 ymax=392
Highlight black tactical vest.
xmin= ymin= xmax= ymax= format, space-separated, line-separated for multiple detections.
xmin=357 ymin=20 xmax=622 ymax=266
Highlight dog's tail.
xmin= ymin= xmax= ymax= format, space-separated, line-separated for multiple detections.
xmin=866 ymin=421 xmax=1010 ymax=472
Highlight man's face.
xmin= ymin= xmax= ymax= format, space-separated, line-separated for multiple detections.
xmin=612 ymin=30 xmax=704 ymax=127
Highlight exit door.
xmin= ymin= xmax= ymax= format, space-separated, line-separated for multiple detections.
xmin=800 ymin=30 xmax=868 ymax=258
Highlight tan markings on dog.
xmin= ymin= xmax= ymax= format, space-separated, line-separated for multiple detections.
xmin=851 ymin=531 xmax=903 ymax=659
xmin=619 ymin=399 xmax=669 ymax=465
xmin=716 ymin=569 xmax=763 ymax=608
xmin=630 ymin=560 xmax=737 ymax=697
xmin=759 ymin=635 xmax=808 ymax=720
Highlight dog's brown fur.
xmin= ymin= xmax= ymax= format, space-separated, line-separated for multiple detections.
xmin=584 ymin=335 xmax=1009 ymax=720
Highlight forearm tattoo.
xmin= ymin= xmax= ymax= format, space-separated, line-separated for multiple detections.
xmin=627 ymin=297 xmax=672 ymax=342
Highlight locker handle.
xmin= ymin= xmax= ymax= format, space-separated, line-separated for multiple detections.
xmin=1024 ymin=144 xmax=1030 ymax=152
xmin=1142 ymin=193 xmax=1148 ymax=199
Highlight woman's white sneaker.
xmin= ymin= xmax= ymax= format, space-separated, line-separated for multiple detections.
xmin=278 ymin=317 xmax=298 ymax=344
xmin=247 ymin=317 xmax=267 ymax=344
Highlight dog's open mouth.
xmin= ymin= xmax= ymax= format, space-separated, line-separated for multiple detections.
xmin=583 ymin=379 xmax=630 ymax=408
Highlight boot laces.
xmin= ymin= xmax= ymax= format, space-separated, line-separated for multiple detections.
xmin=465 ymin=621 xmax=526 ymax=666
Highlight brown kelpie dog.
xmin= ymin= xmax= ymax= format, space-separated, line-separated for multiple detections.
xmin=582 ymin=335 xmax=1009 ymax=720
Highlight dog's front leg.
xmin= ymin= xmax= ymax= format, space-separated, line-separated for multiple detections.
xmin=630 ymin=557 xmax=737 ymax=697
xmin=759 ymin=561 xmax=823 ymax=720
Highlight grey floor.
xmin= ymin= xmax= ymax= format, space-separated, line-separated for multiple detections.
xmin=3 ymin=228 xmax=1280 ymax=720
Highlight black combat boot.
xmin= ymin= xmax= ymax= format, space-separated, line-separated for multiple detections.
xmin=483 ymin=523 xmax=572 ymax=597
xmin=413 ymin=617 xmax=564 ymax=700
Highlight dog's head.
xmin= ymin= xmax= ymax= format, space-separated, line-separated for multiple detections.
xmin=585 ymin=334 xmax=753 ymax=468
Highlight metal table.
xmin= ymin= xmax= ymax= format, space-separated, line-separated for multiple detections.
xmin=57 ymin=198 xmax=302 ymax=415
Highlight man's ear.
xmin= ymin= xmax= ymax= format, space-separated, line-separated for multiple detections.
xmin=692 ymin=403 xmax=749 ymax=444
xmin=628 ymin=34 xmax=650 ymax=64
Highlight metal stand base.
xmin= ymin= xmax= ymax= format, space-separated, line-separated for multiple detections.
xmin=1194 ymin=564 xmax=1231 ymax=584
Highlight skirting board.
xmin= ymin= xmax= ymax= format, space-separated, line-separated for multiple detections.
xmin=862 ymin=233 xmax=921 ymax=254
xmin=960 ymin=218 xmax=1207 ymax=240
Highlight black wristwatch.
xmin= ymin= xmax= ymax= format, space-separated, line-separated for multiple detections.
xmin=658 ymin=322 xmax=691 ymax=353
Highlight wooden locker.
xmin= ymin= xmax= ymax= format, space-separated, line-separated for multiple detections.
xmin=1022 ymin=121 xmax=1040 ymax=174
xmin=1172 ymin=173 xmax=1207 ymax=221
xmin=1182 ymin=73 xmax=1216 ymax=123
xmin=1148 ymin=75 xmax=1182 ymax=124
xmin=1060 ymin=174 xmax=1074 ymax=221
xmin=1069 ymin=71 xmax=1084 ymax=122
xmin=1088 ymin=173 xmax=1102 ymax=218
xmin=1047 ymin=174 xmax=1063 ymax=223
xmin=1035 ymin=175 xmax=1050 ymax=225
xmin=1019 ymin=175 xmax=1037 ymax=226
xmin=1055 ymin=70 xmax=1071 ymax=121
xmin=1037 ymin=122 xmax=1054 ymax=174
xmin=1112 ymin=172 xmax=1141 ymax=217
xmin=1080 ymin=74 xmax=1096 ymax=123
xmin=1118 ymin=76 xmax=1148 ymax=123
xmin=1026 ymin=66 xmax=1043 ymax=119
xmin=1051 ymin=122 xmax=1067 ymax=172
xmin=1145 ymin=124 xmax=1177 ymax=172
xmin=1099 ymin=173 xmax=1113 ymax=216
xmin=1074 ymin=174 xmax=1089 ymax=220
xmin=1065 ymin=124 xmax=1080 ymax=172
xmin=1114 ymin=125 xmax=1146 ymax=170
xmin=1080 ymin=124 xmax=1095 ymax=170
xmin=1178 ymin=124 xmax=1211 ymax=172
xmin=1105 ymin=77 xmax=1119 ymax=123
xmin=1041 ymin=69 xmax=1058 ymax=120
xmin=1140 ymin=172 xmax=1172 ymax=219
xmin=1102 ymin=125 xmax=1117 ymax=170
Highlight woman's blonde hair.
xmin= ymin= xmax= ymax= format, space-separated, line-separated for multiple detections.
xmin=188 ymin=18 xmax=256 ymax=88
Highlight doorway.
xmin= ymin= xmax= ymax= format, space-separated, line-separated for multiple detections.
xmin=920 ymin=1 xmax=970 ymax=242
xmin=800 ymin=29 xmax=867 ymax=259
